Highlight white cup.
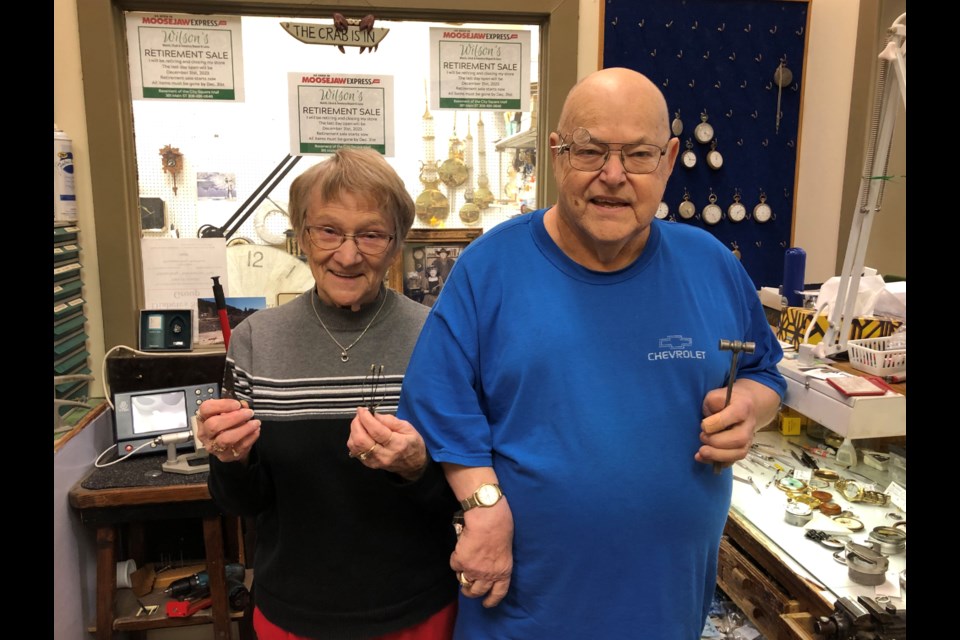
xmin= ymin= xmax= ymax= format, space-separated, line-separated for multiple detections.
xmin=116 ymin=559 xmax=137 ymax=589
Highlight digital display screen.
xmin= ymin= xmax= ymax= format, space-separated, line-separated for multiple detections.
xmin=131 ymin=390 xmax=188 ymax=435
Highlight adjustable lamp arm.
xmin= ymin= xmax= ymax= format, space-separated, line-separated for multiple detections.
xmin=814 ymin=14 xmax=905 ymax=357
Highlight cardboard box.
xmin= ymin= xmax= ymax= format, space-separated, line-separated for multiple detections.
xmin=776 ymin=307 xmax=904 ymax=351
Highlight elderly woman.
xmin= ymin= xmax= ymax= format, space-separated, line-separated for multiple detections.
xmin=196 ymin=148 xmax=458 ymax=639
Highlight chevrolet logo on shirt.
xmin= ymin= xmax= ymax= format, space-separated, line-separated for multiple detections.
xmin=649 ymin=335 xmax=706 ymax=361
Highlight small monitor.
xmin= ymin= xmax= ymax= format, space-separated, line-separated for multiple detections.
xmin=113 ymin=383 xmax=219 ymax=456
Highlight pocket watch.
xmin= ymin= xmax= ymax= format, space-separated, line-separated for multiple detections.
xmin=753 ymin=192 xmax=773 ymax=223
xmin=671 ymin=111 xmax=684 ymax=137
xmin=680 ymin=139 xmax=697 ymax=169
xmin=694 ymin=111 xmax=714 ymax=144
xmin=784 ymin=501 xmax=814 ymax=527
xmin=705 ymin=140 xmax=723 ymax=170
xmin=727 ymin=190 xmax=747 ymax=223
xmin=655 ymin=201 xmax=670 ymax=219
xmin=678 ymin=190 xmax=696 ymax=220
xmin=702 ymin=191 xmax=722 ymax=225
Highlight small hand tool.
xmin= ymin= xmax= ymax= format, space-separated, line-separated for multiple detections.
xmin=733 ymin=474 xmax=761 ymax=494
xmin=789 ymin=441 xmax=832 ymax=458
xmin=166 ymin=597 xmax=213 ymax=618
xmin=790 ymin=449 xmax=808 ymax=468
xmin=713 ymin=339 xmax=756 ymax=474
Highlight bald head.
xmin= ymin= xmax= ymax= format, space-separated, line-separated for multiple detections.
xmin=556 ymin=68 xmax=671 ymax=141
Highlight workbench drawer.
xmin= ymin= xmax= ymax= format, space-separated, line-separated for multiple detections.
xmin=717 ymin=537 xmax=803 ymax=640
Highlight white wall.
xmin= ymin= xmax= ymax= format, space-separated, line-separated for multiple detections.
xmin=56 ymin=0 xmax=881 ymax=375
xmin=54 ymin=0 xmax=105 ymax=399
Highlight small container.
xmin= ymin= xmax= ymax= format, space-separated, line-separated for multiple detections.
xmin=778 ymin=407 xmax=803 ymax=436
xmin=835 ymin=437 xmax=857 ymax=467
xmin=784 ymin=501 xmax=813 ymax=526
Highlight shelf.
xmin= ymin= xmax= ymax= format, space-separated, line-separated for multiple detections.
xmin=494 ymin=128 xmax=537 ymax=151
xmin=777 ymin=357 xmax=906 ymax=440
xmin=93 ymin=569 xmax=253 ymax=633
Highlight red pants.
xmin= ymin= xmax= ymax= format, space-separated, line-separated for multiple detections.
xmin=253 ymin=600 xmax=457 ymax=640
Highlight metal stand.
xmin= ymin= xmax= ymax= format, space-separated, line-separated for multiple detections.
xmin=814 ymin=14 xmax=905 ymax=358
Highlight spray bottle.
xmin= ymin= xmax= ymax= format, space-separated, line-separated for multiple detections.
xmin=54 ymin=125 xmax=77 ymax=223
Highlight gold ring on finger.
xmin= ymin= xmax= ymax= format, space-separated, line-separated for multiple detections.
xmin=457 ymin=571 xmax=473 ymax=587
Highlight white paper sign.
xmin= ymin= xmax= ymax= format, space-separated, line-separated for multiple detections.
xmin=885 ymin=481 xmax=906 ymax=512
xmin=141 ymin=238 xmax=228 ymax=344
xmin=288 ymin=73 xmax=394 ymax=156
xmin=430 ymin=27 xmax=531 ymax=111
xmin=126 ymin=13 xmax=245 ymax=101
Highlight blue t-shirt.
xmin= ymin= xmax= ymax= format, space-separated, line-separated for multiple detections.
xmin=399 ymin=209 xmax=785 ymax=639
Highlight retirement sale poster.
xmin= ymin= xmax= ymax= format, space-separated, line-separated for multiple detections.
xmin=126 ymin=13 xmax=244 ymax=101
xmin=288 ymin=73 xmax=395 ymax=156
xmin=430 ymin=28 xmax=531 ymax=110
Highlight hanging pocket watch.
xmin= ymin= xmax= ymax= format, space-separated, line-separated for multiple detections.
xmin=671 ymin=110 xmax=684 ymax=137
xmin=702 ymin=191 xmax=723 ymax=225
xmin=753 ymin=192 xmax=773 ymax=223
xmin=705 ymin=140 xmax=724 ymax=170
xmin=694 ymin=111 xmax=714 ymax=144
xmin=678 ymin=189 xmax=696 ymax=220
xmin=727 ymin=190 xmax=746 ymax=223
xmin=655 ymin=201 xmax=670 ymax=219
xmin=681 ymin=139 xmax=697 ymax=169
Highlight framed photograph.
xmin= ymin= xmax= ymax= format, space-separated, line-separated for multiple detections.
xmin=196 ymin=171 xmax=238 ymax=200
xmin=195 ymin=296 xmax=266 ymax=346
xmin=389 ymin=228 xmax=482 ymax=306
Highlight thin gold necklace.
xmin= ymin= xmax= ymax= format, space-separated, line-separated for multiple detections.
xmin=311 ymin=289 xmax=388 ymax=362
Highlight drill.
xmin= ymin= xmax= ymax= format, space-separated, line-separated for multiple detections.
xmin=164 ymin=563 xmax=246 ymax=598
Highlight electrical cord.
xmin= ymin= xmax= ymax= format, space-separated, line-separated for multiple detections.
xmin=94 ymin=431 xmax=194 ymax=468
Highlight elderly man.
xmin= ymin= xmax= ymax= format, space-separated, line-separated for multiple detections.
xmin=398 ymin=68 xmax=785 ymax=639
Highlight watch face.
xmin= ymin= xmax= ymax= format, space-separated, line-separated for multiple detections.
xmin=832 ymin=516 xmax=864 ymax=532
xmin=840 ymin=481 xmax=863 ymax=501
xmin=678 ymin=200 xmax=696 ymax=220
xmin=671 ymin=117 xmax=683 ymax=137
xmin=681 ymin=150 xmax=697 ymax=169
xmin=753 ymin=203 xmax=772 ymax=223
xmin=655 ymin=201 xmax=669 ymax=219
xmin=728 ymin=202 xmax=747 ymax=223
xmin=777 ymin=476 xmax=806 ymax=492
xmin=476 ymin=484 xmax=501 ymax=506
xmin=785 ymin=502 xmax=813 ymax=516
xmin=707 ymin=150 xmax=723 ymax=170
xmin=702 ymin=204 xmax=722 ymax=225
xmin=694 ymin=122 xmax=714 ymax=144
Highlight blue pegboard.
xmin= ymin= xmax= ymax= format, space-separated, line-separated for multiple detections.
xmin=603 ymin=0 xmax=809 ymax=288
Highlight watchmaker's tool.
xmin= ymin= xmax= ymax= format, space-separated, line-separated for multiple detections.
xmin=211 ymin=276 xmax=231 ymax=349
xmin=713 ymin=339 xmax=756 ymax=474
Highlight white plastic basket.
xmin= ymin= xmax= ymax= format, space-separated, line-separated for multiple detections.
xmin=847 ymin=336 xmax=906 ymax=376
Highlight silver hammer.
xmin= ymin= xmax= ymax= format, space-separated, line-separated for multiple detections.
xmin=713 ymin=339 xmax=756 ymax=474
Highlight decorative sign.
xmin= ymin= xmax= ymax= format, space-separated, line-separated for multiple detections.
xmin=280 ymin=20 xmax=389 ymax=53
xmin=430 ymin=28 xmax=531 ymax=110
xmin=288 ymin=73 xmax=394 ymax=156
xmin=125 ymin=13 xmax=244 ymax=101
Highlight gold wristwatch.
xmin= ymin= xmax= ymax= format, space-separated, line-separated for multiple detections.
xmin=460 ymin=483 xmax=503 ymax=511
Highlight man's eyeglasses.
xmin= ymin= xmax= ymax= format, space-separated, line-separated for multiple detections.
xmin=304 ymin=226 xmax=395 ymax=255
xmin=551 ymin=127 xmax=668 ymax=175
